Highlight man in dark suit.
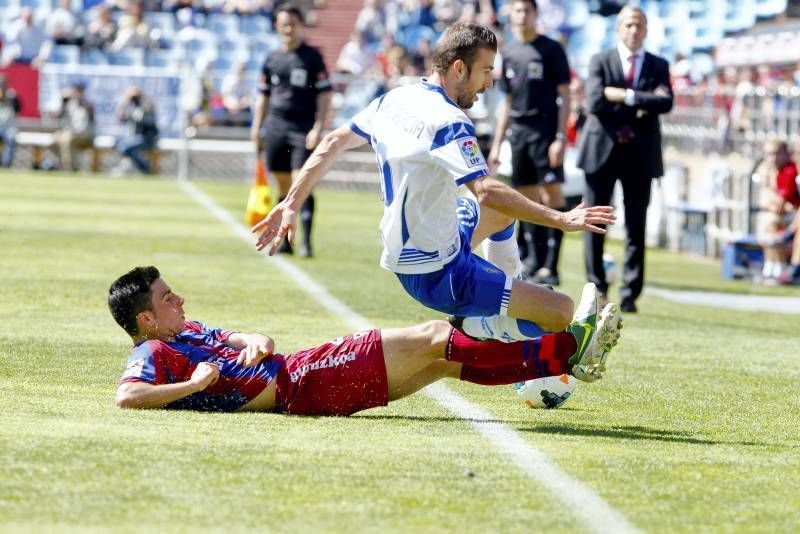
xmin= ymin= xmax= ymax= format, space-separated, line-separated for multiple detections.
xmin=577 ymin=6 xmax=673 ymax=313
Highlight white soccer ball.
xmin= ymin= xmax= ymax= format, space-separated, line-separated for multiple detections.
xmin=514 ymin=374 xmax=577 ymax=409
xmin=603 ymin=253 xmax=618 ymax=286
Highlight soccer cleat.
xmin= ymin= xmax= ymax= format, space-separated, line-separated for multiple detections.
xmin=566 ymin=283 xmax=600 ymax=367
xmin=594 ymin=303 xmax=622 ymax=372
xmin=570 ymin=303 xmax=622 ymax=382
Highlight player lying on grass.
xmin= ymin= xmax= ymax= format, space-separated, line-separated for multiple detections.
xmin=111 ymin=267 xmax=621 ymax=415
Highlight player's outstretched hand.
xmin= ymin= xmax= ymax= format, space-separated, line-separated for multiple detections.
xmin=562 ymin=202 xmax=616 ymax=234
xmin=190 ymin=362 xmax=220 ymax=391
xmin=252 ymin=201 xmax=298 ymax=255
xmin=236 ymin=334 xmax=275 ymax=368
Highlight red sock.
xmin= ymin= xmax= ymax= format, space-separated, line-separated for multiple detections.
xmin=447 ymin=328 xmax=576 ymax=375
xmin=460 ymin=362 xmax=563 ymax=385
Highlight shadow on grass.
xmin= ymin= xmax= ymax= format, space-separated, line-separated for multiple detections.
xmin=518 ymin=423 xmax=771 ymax=447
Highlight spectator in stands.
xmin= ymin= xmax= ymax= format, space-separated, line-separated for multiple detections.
xmin=0 ymin=8 xmax=50 ymax=68
xmin=220 ymin=62 xmax=253 ymax=127
xmin=110 ymin=2 xmax=153 ymax=52
xmin=222 ymin=0 xmax=275 ymax=17
xmin=335 ymin=31 xmax=375 ymax=76
xmin=250 ymin=4 xmax=332 ymax=257
xmin=55 ymin=83 xmax=96 ymax=172
xmin=355 ymin=0 xmax=387 ymax=45
xmin=756 ymin=138 xmax=799 ymax=283
xmin=489 ymin=0 xmax=571 ymax=286
xmin=83 ymin=5 xmax=118 ymax=52
xmin=0 ymin=75 xmax=21 ymax=168
xmin=113 ymin=86 xmax=159 ymax=175
xmin=576 ymin=6 xmax=673 ymax=313
xmin=408 ymin=35 xmax=433 ymax=75
xmin=46 ymin=0 xmax=84 ymax=46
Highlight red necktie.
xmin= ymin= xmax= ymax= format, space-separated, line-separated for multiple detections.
xmin=626 ymin=54 xmax=637 ymax=88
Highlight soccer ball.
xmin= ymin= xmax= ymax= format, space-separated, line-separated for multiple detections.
xmin=603 ymin=253 xmax=618 ymax=286
xmin=514 ymin=374 xmax=577 ymax=409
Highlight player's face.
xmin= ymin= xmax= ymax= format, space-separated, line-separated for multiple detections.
xmin=510 ymin=1 xmax=536 ymax=31
xmin=455 ymin=48 xmax=496 ymax=109
xmin=617 ymin=10 xmax=647 ymax=51
xmin=142 ymin=278 xmax=186 ymax=341
xmin=275 ymin=12 xmax=303 ymax=48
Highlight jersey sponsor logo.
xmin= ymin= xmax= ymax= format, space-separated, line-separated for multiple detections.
xmin=289 ymin=351 xmax=357 ymax=383
xmin=527 ymin=62 xmax=543 ymax=80
xmin=458 ymin=137 xmax=485 ymax=168
xmin=122 ymin=358 xmax=145 ymax=379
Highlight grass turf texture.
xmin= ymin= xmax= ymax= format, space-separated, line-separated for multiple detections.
xmin=1 ymin=171 xmax=798 ymax=532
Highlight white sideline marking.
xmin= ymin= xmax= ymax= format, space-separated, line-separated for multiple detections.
xmin=647 ymin=287 xmax=800 ymax=314
xmin=179 ymin=181 xmax=639 ymax=534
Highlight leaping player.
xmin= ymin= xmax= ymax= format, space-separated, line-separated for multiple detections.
xmin=253 ymin=23 xmax=621 ymax=380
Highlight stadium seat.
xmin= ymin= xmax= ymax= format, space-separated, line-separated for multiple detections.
xmin=107 ymin=48 xmax=145 ymax=66
xmin=398 ymin=24 xmax=436 ymax=53
xmin=145 ymin=48 xmax=180 ymax=69
xmin=239 ymin=14 xmax=271 ymax=35
xmin=206 ymin=13 xmax=239 ymax=37
xmin=564 ymin=0 xmax=590 ymax=29
xmin=80 ymin=48 xmax=109 ymax=65
xmin=725 ymin=0 xmax=757 ymax=32
xmin=48 ymin=44 xmax=80 ymax=64
xmin=246 ymin=33 xmax=280 ymax=57
xmin=145 ymin=11 xmax=177 ymax=40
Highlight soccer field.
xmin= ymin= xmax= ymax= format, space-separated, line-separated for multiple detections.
xmin=1 ymin=171 xmax=798 ymax=532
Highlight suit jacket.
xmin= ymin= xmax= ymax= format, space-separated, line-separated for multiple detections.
xmin=577 ymin=48 xmax=673 ymax=177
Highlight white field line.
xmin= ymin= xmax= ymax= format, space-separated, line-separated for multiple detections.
xmin=179 ymin=180 xmax=639 ymax=534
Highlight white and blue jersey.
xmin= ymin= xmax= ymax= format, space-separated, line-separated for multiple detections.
xmin=349 ymin=79 xmax=490 ymax=275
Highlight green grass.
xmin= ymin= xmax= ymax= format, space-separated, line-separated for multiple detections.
xmin=1 ymin=170 xmax=799 ymax=532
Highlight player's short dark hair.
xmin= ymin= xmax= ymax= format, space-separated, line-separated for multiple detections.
xmin=275 ymin=3 xmax=305 ymax=24
xmin=513 ymin=0 xmax=538 ymax=9
xmin=108 ymin=266 xmax=160 ymax=337
xmin=431 ymin=22 xmax=497 ymax=76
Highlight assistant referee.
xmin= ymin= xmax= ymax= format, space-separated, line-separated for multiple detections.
xmin=250 ymin=3 xmax=332 ymax=257
xmin=488 ymin=0 xmax=571 ymax=285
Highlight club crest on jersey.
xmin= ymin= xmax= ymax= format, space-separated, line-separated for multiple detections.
xmin=458 ymin=137 xmax=484 ymax=168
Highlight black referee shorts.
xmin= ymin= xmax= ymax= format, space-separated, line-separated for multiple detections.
xmin=264 ymin=121 xmax=313 ymax=173
xmin=508 ymin=122 xmax=564 ymax=188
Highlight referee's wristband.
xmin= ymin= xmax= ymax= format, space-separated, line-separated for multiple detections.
xmin=554 ymin=132 xmax=566 ymax=141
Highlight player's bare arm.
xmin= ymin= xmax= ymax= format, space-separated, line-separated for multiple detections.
xmin=116 ymin=362 xmax=219 ymax=409
xmin=226 ymin=332 xmax=275 ymax=367
xmin=252 ymin=125 xmax=367 ymax=253
xmin=466 ymin=176 xmax=616 ymax=233
xmin=488 ymin=95 xmax=512 ymax=172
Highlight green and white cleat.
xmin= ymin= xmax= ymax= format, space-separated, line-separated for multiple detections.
xmin=594 ymin=303 xmax=622 ymax=373
xmin=566 ymin=282 xmax=600 ymax=368
xmin=571 ymin=303 xmax=622 ymax=382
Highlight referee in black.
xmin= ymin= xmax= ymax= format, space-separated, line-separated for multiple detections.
xmin=250 ymin=3 xmax=332 ymax=257
xmin=488 ymin=0 xmax=571 ymax=285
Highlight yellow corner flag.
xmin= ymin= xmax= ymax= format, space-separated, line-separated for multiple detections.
xmin=245 ymin=160 xmax=273 ymax=227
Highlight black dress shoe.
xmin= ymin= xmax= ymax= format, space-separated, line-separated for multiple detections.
xmin=620 ymin=299 xmax=637 ymax=313
xmin=276 ymin=239 xmax=293 ymax=255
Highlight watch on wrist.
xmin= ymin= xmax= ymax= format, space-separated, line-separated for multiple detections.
xmin=555 ymin=132 xmax=566 ymax=141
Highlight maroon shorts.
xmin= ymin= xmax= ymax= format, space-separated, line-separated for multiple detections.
xmin=274 ymin=329 xmax=388 ymax=416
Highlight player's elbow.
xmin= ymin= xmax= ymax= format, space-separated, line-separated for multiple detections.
xmin=115 ymin=384 xmax=141 ymax=409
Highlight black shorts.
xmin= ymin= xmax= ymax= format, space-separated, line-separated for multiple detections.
xmin=508 ymin=122 xmax=564 ymax=188
xmin=264 ymin=119 xmax=312 ymax=173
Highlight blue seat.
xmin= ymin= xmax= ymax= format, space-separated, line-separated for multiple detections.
xmin=725 ymin=0 xmax=757 ymax=32
xmin=398 ymin=24 xmax=436 ymax=53
xmin=239 ymin=14 xmax=271 ymax=35
xmin=564 ymin=0 xmax=589 ymax=29
xmin=145 ymin=49 xmax=179 ymax=68
xmin=107 ymin=48 xmax=145 ymax=66
xmin=247 ymin=33 xmax=280 ymax=56
xmin=145 ymin=11 xmax=176 ymax=38
xmin=48 ymin=44 xmax=80 ymax=64
xmin=206 ymin=13 xmax=239 ymax=37
xmin=80 ymin=48 xmax=109 ymax=65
